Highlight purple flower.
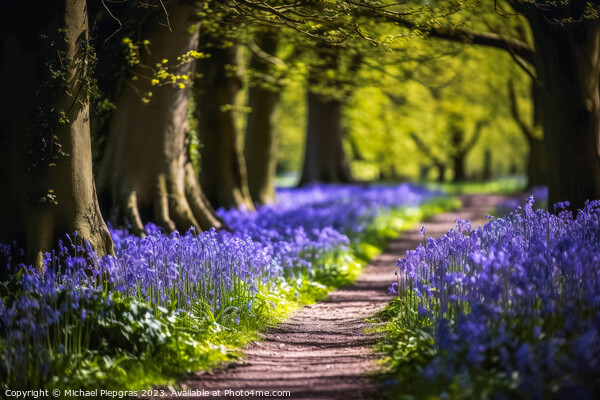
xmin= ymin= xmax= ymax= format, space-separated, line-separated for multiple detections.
xmin=388 ymin=195 xmax=600 ymax=396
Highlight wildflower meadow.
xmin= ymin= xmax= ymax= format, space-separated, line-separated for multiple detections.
xmin=0 ymin=184 xmax=450 ymax=392
xmin=381 ymin=197 xmax=600 ymax=399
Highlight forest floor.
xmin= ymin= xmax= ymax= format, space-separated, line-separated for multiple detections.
xmin=152 ymin=194 xmax=509 ymax=400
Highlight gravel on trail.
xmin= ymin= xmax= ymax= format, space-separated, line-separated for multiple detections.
xmin=150 ymin=194 xmax=508 ymax=400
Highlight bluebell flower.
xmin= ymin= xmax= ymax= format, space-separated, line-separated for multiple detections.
xmin=388 ymin=196 xmax=600 ymax=396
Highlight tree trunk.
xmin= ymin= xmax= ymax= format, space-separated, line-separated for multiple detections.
xmin=528 ymin=14 xmax=600 ymax=211
xmin=437 ymin=164 xmax=446 ymax=183
xmin=451 ymin=126 xmax=466 ymax=183
xmin=0 ymin=0 xmax=113 ymax=269
xmin=526 ymin=136 xmax=546 ymax=188
xmin=482 ymin=149 xmax=493 ymax=181
xmin=452 ymin=152 xmax=466 ymax=183
xmin=419 ymin=165 xmax=430 ymax=181
xmin=299 ymin=45 xmax=354 ymax=187
xmin=194 ymin=44 xmax=255 ymax=210
xmin=299 ymin=91 xmax=354 ymax=186
xmin=527 ymin=81 xmax=546 ymax=188
xmin=98 ymin=1 xmax=223 ymax=235
xmin=451 ymin=119 xmax=485 ymax=183
xmin=244 ymin=35 xmax=280 ymax=206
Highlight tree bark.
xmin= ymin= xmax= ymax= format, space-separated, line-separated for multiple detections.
xmin=299 ymin=91 xmax=354 ymax=186
xmin=195 ymin=44 xmax=255 ymax=210
xmin=98 ymin=1 xmax=223 ymax=235
xmin=527 ymin=14 xmax=600 ymax=211
xmin=526 ymin=81 xmax=547 ymax=188
xmin=0 ymin=0 xmax=113 ymax=269
xmin=244 ymin=34 xmax=280 ymax=206
xmin=525 ymin=136 xmax=546 ymax=187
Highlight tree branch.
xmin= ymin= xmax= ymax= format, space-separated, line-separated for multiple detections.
xmin=409 ymin=132 xmax=444 ymax=166
xmin=505 ymin=39 xmax=538 ymax=81
xmin=228 ymin=0 xmax=305 ymax=24
xmin=246 ymin=40 xmax=286 ymax=66
xmin=462 ymin=119 xmax=487 ymax=154
xmin=508 ymin=79 xmax=536 ymax=142
xmin=421 ymin=24 xmax=535 ymax=65
xmin=350 ymin=3 xmax=535 ymax=65
xmin=220 ymin=0 xmax=536 ymax=65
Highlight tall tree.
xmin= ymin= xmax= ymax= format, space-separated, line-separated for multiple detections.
xmin=244 ymin=32 xmax=282 ymax=205
xmin=299 ymin=92 xmax=354 ymax=186
xmin=194 ymin=43 xmax=255 ymax=210
xmin=98 ymin=1 xmax=223 ymax=235
xmin=0 ymin=0 xmax=113 ymax=268
xmin=299 ymin=46 xmax=356 ymax=186
xmin=520 ymin=3 xmax=600 ymax=210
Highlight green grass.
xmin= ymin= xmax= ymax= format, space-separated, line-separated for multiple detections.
xmin=49 ymin=273 xmax=332 ymax=393
xmin=368 ymin=295 xmax=439 ymax=400
xmin=44 ymin=196 xmax=461 ymax=394
xmin=371 ymin=294 xmax=523 ymax=400
xmin=421 ymin=176 xmax=526 ymax=195
xmin=351 ymin=196 xmax=462 ymax=263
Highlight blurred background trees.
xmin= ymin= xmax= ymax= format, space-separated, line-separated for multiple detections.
xmin=4 ymin=0 xmax=599 ymax=260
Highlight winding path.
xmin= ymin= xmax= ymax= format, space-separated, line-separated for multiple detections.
xmin=157 ymin=194 xmax=508 ymax=400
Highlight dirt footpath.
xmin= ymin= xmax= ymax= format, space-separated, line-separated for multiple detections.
xmin=158 ymin=194 xmax=508 ymax=400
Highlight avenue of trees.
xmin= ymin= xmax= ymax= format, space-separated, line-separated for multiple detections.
xmin=1 ymin=0 xmax=599 ymax=266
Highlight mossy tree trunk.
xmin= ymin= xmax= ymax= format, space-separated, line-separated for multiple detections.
xmin=98 ymin=1 xmax=223 ymax=235
xmin=195 ymin=44 xmax=255 ymax=210
xmin=0 ymin=0 xmax=113 ymax=269
xmin=244 ymin=34 xmax=280 ymax=206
